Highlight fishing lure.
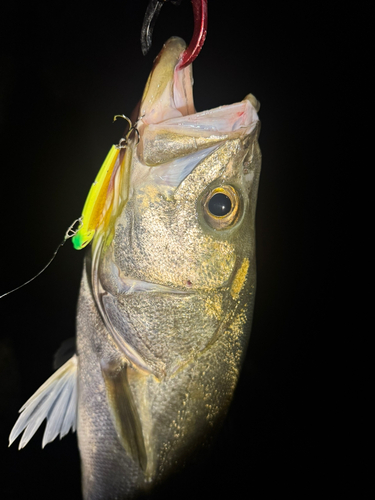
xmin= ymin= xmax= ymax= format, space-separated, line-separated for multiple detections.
xmin=72 ymin=115 xmax=138 ymax=250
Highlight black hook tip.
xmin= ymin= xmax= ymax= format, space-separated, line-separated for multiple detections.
xmin=140 ymin=0 xmax=164 ymax=56
xmin=140 ymin=0 xmax=184 ymax=56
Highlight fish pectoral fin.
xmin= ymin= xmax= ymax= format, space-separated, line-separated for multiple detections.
xmin=9 ymin=355 xmax=78 ymax=450
xmin=101 ymin=360 xmax=147 ymax=472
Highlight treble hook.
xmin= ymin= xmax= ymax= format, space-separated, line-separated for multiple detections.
xmin=140 ymin=0 xmax=208 ymax=69
xmin=113 ymin=114 xmax=143 ymax=148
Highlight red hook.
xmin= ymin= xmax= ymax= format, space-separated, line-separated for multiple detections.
xmin=141 ymin=0 xmax=208 ymax=69
xmin=178 ymin=0 xmax=208 ymax=69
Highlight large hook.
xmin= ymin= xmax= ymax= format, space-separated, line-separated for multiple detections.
xmin=140 ymin=0 xmax=208 ymax=69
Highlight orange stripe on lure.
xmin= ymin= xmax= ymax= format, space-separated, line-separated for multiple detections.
xmin=72 ymin=145 xmax=121 ymax=250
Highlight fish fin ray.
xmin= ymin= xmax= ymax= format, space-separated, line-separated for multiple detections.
xmin=60 ymin=373 xmax=77 ymax=437
xmin=101 ymin=360 xmax=147 ymax=471
xmin=9 ymin=355 xmax=78 ymax=449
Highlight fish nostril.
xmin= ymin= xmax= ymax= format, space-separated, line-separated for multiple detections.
xmin=186 ymin=280 xmax=192 ymax=287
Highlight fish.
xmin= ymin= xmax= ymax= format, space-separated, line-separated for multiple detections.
xmin=9 ymin=36 xmax=261 ymax=499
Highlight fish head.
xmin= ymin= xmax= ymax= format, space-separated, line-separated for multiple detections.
xmin=91 ymin=37 xmax=261 ymax=378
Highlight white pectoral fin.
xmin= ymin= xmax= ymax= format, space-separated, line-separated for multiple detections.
xmin=9 ymin=354 xmax=78 ymax=450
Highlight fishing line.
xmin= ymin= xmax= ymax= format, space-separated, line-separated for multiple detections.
xmin=1 ymin=115 xmax=142 ymax=299
xmin=0 ymin=217 xmax=83 ymax=299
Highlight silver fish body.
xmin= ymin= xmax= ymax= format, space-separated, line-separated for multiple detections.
xmin=77 ymin=37 xmax=261 ymax=498
xmin=9 ymin=36 xmax=261 ymax=499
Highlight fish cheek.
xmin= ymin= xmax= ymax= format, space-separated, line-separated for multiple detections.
xmin=108 ymin=185 xmax=234 ymax=289
xmin=110 ymin=142 xmax=246 ymax=288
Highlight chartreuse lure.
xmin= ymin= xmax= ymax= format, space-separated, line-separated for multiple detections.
xmin=72 ymin=145 xmax=120 ymax=250
xmin=72 ymin=114 xmax=134 ymax=250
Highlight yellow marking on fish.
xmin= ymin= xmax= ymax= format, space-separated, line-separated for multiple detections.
xmin=226 ymin=305 xmax=249 ymax=373
xmin=230 ymin=258 xmax=250 ymax=300
xmin=204 ymin=293 xmax=223 ymax=320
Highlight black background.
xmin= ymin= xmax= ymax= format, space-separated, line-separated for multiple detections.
xmin=0 ymin=1 xmax=361 ymax=499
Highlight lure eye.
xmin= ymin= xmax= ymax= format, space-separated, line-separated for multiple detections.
xmin=202 ymin=185 xmax=241 ymax=230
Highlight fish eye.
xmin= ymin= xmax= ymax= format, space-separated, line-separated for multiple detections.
xmin=202 ymin=185 xmax=241 ymax=230
xmin=208 ymin=193 xmax=231 ymax=216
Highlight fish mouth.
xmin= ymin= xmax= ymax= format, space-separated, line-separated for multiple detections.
xmin=137 ymin=36 xmax=259 ymax=168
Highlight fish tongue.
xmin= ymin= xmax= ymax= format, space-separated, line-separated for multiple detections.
xmin=140 ymin=37 xmax=195 ymax=125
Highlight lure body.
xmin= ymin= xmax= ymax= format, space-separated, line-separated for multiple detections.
xmin=72 ymin=145 xmax=121 ymax=250
xmin=10 ymin=37 xmax=261 ymax=499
